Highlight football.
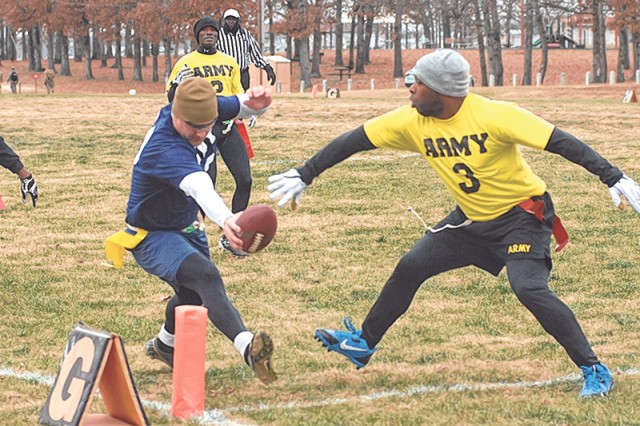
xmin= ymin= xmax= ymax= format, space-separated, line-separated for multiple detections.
xmin=236 ymin=204 xmax=278 ymax=253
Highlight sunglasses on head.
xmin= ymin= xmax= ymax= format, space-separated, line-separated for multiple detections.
xmin=185 ymin=119 xmax=215 ymax=130
xmin=404 ymin=74 xmax=417 ymax=88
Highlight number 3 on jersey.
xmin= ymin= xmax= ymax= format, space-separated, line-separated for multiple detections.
xmin=210 ymin=80 xmax=223 ymax=93
xmin=453 ymin=163 xmax=480 ymax=193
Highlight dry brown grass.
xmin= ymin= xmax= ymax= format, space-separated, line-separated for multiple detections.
xmin=0 ymin=85 xmax=639 ymax=424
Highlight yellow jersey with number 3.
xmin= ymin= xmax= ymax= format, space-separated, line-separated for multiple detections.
xmin=166 ymin=51 xmax=243 ymax=96
xmin=363 ymin=93 xmax=555 ymax=222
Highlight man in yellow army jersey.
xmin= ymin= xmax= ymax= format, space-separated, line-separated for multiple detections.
xmin=268 ymin=49 xmax=640 ymax=398
xmin=167 ymin=16 xmax=253 ymax=257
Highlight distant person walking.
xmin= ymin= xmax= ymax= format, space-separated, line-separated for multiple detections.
xmin=217 ymin=8 xmax=276 ymax=90
xmin=44 ymin=69 xmax=55 ymax=94
xmin=0 ymin=135 xmax=38 ymax=207
xmin=7 ymin=67 xmax=19 ymax=94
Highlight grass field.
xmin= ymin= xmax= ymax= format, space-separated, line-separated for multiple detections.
xmin=1 ymin=86 xmax=640 ymax=425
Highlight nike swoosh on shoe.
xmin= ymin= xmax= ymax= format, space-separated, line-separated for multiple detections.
xmin=339 ymin=340 xmax=369 ymax=352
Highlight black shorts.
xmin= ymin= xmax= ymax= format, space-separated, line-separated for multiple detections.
xmin=428 ymin=192 xmax=555 ymax=276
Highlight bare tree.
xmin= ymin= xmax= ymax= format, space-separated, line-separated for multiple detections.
xmin=482 ymin=0 xmax=504 ymax=85
xmin=334 ymin=0 xmax=345 ymax=66
xmin=535 ymin=0 xmax=548 ymax=84
xmin=473 ymin=0 xmax=489 ymax=86
xmin=590 ymin=0 xmax=607 ymax=83
xmin=522 ymin=0 xmax=534 ymax=85
xmin=393 ymin=0 xmax=404 ymax=78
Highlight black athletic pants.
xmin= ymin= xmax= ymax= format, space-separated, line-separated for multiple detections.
xmin=361 ymin=205 xmax=599 ymax=367
xmin=162 ymin=253 xmax=246 ymax=341
xmin=208 ymin=122 xmax=252 ymax=213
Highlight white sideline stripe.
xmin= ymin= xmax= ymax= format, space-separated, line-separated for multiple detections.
xmin=252 ymin=152 xmax=421 ymax=167
xmin=3 ymin=366 xmax=639 ymax=421
xmin=0 ymin=367 xmax=242 ymax=426
xmin=223 ymin=368 xmax=640 ymax=413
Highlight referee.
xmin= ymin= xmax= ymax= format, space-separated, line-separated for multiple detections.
xmin=217 ymin=8 xmax=276 ymax=90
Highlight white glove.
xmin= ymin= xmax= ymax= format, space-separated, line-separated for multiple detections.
xmin=173 ymin=65 xmax=194 ymax=86
xmin=609 ymin=174 xmax=640 ymax=213
xmin=267 ymin=169 xmax=307 ymax=208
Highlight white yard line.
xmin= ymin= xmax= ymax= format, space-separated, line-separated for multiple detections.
xmin=3 ymin=366 xmax=638 ymax=424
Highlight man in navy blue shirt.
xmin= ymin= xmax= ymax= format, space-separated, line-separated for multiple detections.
xmin=125 ymin=77 xmax=276 ymax=384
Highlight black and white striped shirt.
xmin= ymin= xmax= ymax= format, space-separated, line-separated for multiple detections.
xmin=217 ymin=27 xmax=270 ymax=71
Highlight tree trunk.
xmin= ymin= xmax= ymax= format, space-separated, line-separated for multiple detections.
xmin=7 ymin=25 xmax=17 ymax=60
xmin=163 ymin=37 xmax=172 ymax=84
xmin=31 ymin=25 xmax=43 ymax=71
xmin=54 ymin=31 xmax=62 ymax=64
xmin=142 ymin=39 xmax=147 ymax=67
xmin=152 ymin=42 xmax=159 ymax=82
xmin=484 ymin=0 xmax=504 ymax=85
xmin=22 ymin=28 xmax=28 ymax=62
xmin=616 ymin=27 xmax=629 ymax=82
xmin=355 ymin=10 xmax=366 ymax=73
xmin=92 ymin=28 xmax=100 ymax=60
xmin=591 ymin=0 xmax=607 ymax=83
xmin=522 ymin=0 xmax=533 ymax=85
xmin=125 ymin=24 xmax=133 ymax=58
xmin=60 ymin=33 xmax=71 ymax=76
xmin=474 ymin=0 xmax=488 ymax=86
xmin=348 ymin=13 xmax=356 ymax=69
xmin=267 ymin=0 xmax=275 ymax=55
xmin=74 ymin=35 xmax=82 ymax=62
xmin=83 ymin=34 xmax=94 ymax=80
xmin=535 ymin=0 xmax=548 ymax=84
xmin=335 ymin=0 xmax=344 ymax=66
xmin=363 ymin=7 xmax=373 ymax=64
xmin=298 ymin=36 xmax=312 ymax=89
xmin=133 ymin=35 xmax=143 ymax=81
xmin=310 ymin=14 xmax=322 ymax=77
xmin=100 ymin=42 xmax=108 ymax=67
xmin=632 ymin=29 xmax=640 ymax=75
xmin=47 ymin=30 xmax=56 ymax=71
xmin=113 ymin=24 xmax=124 ymax=80
xmin=393 ymin=0 xmax=404 ymax=78
xmin=0 ymin=23 xmax=4 ymax=62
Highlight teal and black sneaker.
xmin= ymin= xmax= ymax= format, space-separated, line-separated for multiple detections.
xmin=314 ymin=317 xmax=376 ymax=369
xmin=579 ymin=363 xmax=613 ymax=398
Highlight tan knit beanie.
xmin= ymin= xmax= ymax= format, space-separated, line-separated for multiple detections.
xmin=172 ymin=78 xmax=218 ymax=124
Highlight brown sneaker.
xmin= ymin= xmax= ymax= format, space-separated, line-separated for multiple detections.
xmin=145 ymin=337 xmax=173 ymax=368
xmin=248 ymin=331 xmax=277 ymax=384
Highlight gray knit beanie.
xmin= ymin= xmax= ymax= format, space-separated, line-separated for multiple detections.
xmin=407 ymin=49 xmax=470 ymax=97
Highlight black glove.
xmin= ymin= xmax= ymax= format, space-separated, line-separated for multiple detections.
xmin=264 ymin=64 xmax=276 ymax=86
xmin=20 ymin=174 xmax=38 ymax=207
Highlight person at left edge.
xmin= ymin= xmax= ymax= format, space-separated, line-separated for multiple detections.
xmin=0 ymin=135 xmax=38 ymax=207
xmin=166 ymin=16 xmax=252 ymax=257
xmin=127 ymin=77 xmax=277 ymax=384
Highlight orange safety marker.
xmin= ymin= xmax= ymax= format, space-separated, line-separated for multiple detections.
xmin=234 ymin=119 xmax=254 ymax=159
xmin=0 ymin=195 xmax=5 ymax=210
xmin=172 ymin=306 xmax=208 ymax=419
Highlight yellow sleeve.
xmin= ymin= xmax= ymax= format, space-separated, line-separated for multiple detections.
xmin=488 ymin=101 xmax=554 ymax=150
xmin=364 ymin=106 xmax=426 ymax=154
xmin=231 ymin=62 xmax=243 ymax=94
xmin=166 ymin=57 xmax=188 ymax=92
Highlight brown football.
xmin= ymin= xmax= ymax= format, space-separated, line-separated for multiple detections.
xmin=236 ymin=204 xmax=278 ymax=253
